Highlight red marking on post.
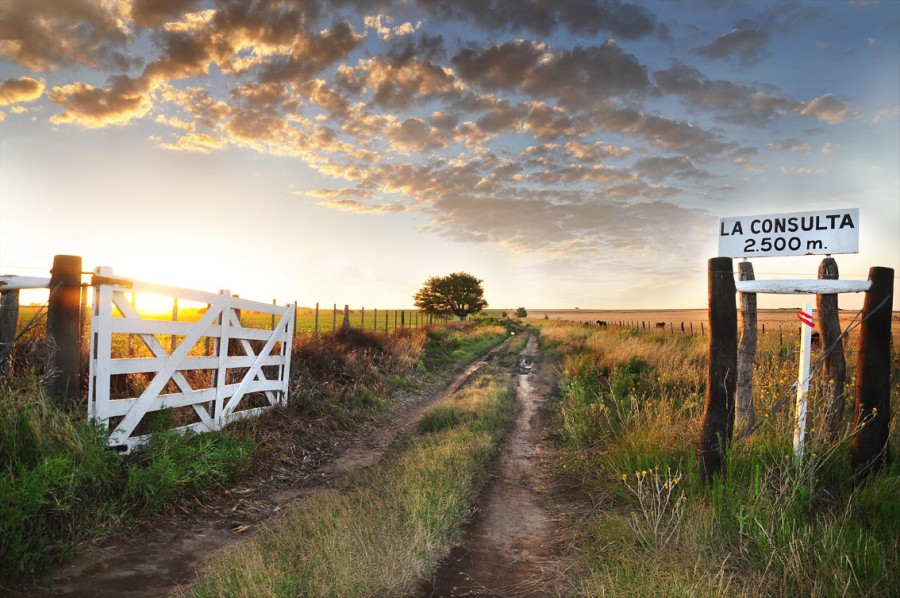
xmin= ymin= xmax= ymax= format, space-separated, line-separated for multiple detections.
xmin=797 ymin=310 xmax=814 ymax=328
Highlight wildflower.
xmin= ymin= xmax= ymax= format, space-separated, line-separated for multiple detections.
xmin=641 ymin=470 xmax=647 ymax=477
xmin=621 ymin=473 xmax=628 ymax=481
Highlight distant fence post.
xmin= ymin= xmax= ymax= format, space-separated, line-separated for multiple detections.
xmin=46 ymin=254 xmax=82 ymax=404
xmin=736 ymin=260 xmax=757 ymax=437
xmin=333 ymin=304 xmax=337 ymax=332
xmin=851 ymin=266 xmax=894 ymax=479
xmin=698 ymin=257 xmax=737 ymax=481
xmin=817 ymin=257 xmax=847 ymax=439
xmin=0 ymin=288 xmax=19 ymax=381
xmin=401 ymin=310 xmax=405 ymax=328
xmin=342 ymin=305 xmax=350 ymax=332
xmin=361 ymin=307 xmax=365 ymax=332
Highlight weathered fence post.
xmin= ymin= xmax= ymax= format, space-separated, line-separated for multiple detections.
xmin=361 ymin=307 xmax=365 ymax=332
xmin=342 ymin=305 xmax=350 ymax=332
xmin=314 ymin=302 xmax=319 ymax=334
xmin=401 ymin=310 xmax=405 ymax=328
xmin=736 ymin=260 xmax=757 ymax=436
xmin=817 ymin=257 xmax=847 ymax=439
xmin=333 ymin=303 xmax=337 ymax=332
xmin=851 ymin=266 xmax=894 ymax=478
xmin=47 ymin=254 xmax=82 ymax=403
xmin=0 ymin=289 xmax=19 ymax=381
xmin=698 ymin=257 xmax=737 ymax=481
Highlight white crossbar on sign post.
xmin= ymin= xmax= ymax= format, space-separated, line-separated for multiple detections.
xmin=88 ymin=267 xmax=295 ymax=452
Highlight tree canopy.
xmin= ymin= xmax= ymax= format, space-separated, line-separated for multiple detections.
xmin=413 ymin=272 xmax=488 ymax=320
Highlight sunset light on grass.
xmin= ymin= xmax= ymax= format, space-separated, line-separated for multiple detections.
xmin=1 ymin=1 xmax=897 ymax=310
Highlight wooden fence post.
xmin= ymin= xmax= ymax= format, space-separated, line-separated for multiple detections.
xmin=401 ymin=311 xmax=405 ymax=328
xmin=817 ymin=257 xmax=847 ymax=440
xmin=333 ymin=304 xmax=337 ymax=332
xmin=314 ymin=302 xmax=319 ymax=334
xmin=47 ymin=254 xmax=82 ymax=404
xmin=0 ymin=289 xmax=19 ymax=382
xmin=851 ymin=267 xmax=894 ymax=478
xmin=342 ymin=305 xmax=350 ymax=332
xmin=698 ymin=257 xmax=737 ymax=481
xmin=736 ymin=260 xmax=757 ymax=437
xmin=361 ymin=307 xmax=365 ymax=332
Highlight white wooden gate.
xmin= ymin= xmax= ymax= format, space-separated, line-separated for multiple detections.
xmin=88 ymin=267 xmax=295 ymax=452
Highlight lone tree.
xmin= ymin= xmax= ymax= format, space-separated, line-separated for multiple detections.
xmin=414 ymin=272 xmax=488 ymax=321
xmin=515 ymin=307 xmax=528 ymax=318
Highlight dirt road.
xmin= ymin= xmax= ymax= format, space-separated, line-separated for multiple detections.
xmin=422 ymin=334 xmax=560 ymax=597
xmin=20 ymin=338 xmax=516 ymax=598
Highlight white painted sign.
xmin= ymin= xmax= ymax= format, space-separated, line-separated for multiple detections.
xmin=719 ymin=208 xmax=859 ymax=258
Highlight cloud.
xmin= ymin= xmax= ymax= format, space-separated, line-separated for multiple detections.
xmin=48 ymin=76 xmax=151 ymax=127
xmin=130 ymin=0 xmax=202 ymax=28
xmin=693 ymin=28 xmax=769 ymax=66
xmin=654 ymin=62 xmax=800 ymax=126
xmin=800 ymin=94 xmax=849 ymax=124
xmin=157 ymin=131 xmax=225 ymax=153
xmin=318 ymin=198 xmax=406 ymax=214
xmin=386 ymin=117 xmax=448 ymax=152
xmin=414 ymin=0 xmax=656 ymax=40
xmin=655 ymin=62 xmax=851 ymax=127
xmin=592 ymin=105 xmax=736 ymax=157
xmin=453 ymin=39 xmax=649 ymax=108
xmin=341 ymin=55 xmax=463 ymax=108
xmin=0 ymin=76 xmax=44 ymax=105
xmin=0 ymin=0 xmax=136 ymax=71
xmin=364 ymin=14 xmax=421 ymax=40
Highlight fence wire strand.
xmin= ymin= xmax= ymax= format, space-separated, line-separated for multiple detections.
xmin=747 ymin=292 xmax=893 ymax=436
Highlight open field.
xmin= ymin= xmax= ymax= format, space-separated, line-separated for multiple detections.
xmin=527 ymin=308 xmax=900 ymax=337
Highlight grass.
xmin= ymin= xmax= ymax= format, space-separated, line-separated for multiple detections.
xmin=185 ymin=361 xmax=519 ymax=597
xmin=0 ymin=320 xmax=510 ymax=584
xmin=542 ymin=321 xmax=898 ymax=597
xmin=0 ymin=372 xmax=253 ymax=579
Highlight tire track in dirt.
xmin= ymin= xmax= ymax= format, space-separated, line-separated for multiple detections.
xmin=421 ymin=334 xmax=560 ymax=597
xmin=18 ymin=337 xmax=516 ymax=598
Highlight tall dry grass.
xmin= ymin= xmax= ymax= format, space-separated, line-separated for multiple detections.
xmin=542 ymin=321 xmax=898 ymax=597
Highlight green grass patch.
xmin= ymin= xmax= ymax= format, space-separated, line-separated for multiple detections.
xmin=0 ymin=374 xmax=254 ymax=580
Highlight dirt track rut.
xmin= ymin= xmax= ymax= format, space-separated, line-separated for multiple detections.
xmin=21 ymin=338 xmax=515 ymax=597
xmin=422 ymin=334 xmax=560 ymax=597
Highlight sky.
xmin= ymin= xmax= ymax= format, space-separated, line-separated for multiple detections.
xmin=1 ymin=0 xmax=898 ymax=312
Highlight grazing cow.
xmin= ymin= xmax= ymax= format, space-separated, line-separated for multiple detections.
xmin=656 ymin=322 xmax=666 ymax=329
xmin=596 ymin=320 xmax=607 ymax=327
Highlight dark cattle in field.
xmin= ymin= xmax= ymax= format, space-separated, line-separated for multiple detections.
xmin=656 ymin=322 xmax=666 ymax=329
xmin=811 ymin=332 xmax=821 ymax=348
xmin=596 ymin=320 xmax=607 ymax=327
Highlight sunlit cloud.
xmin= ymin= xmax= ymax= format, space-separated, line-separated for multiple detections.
xmin=0 ymin=75 xmax=44 ymax=105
